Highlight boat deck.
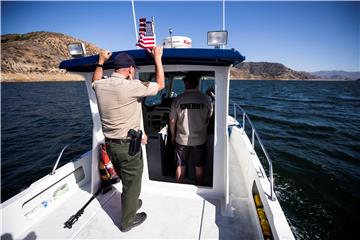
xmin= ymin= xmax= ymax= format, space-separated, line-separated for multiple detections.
xmin=17 ymin=181 xmax=258 ymax=239
xmin=78 ymin=185 xmax=255 ymax=239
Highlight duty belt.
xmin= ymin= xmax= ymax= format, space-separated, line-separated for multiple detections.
xmin=105 ymin=138 xmax=131 ymax=144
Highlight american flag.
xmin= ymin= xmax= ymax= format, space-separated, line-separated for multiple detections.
xmin=136 ymin=18 xmax=156 ymax=49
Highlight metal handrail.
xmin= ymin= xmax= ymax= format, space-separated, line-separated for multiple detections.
xmin=51 ymin=133 xmax=87 ymax=175
xmin=230 ymin=101 xmax=275 ymax=201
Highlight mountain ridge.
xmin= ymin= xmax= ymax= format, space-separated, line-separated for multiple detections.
xmin=310 ymin=70 xmax=360 ymax=80
xmin=1 ymin=31 xmax=102 ymax=81
xmin=1 ymin=31 xmax=356 ymax=81
xmin=230 ymin=61 xmax=318 ymax=80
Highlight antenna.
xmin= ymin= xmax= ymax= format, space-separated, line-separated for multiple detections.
xmin=131 ymin=0 xmax=138 ymax=42
xmin=222 ymin=0 xmax=225 ymax=49
xmin=169 ymin=28 xmax=173 ymax=48
xmin=222 ymin=0 xmax=225 ymax=31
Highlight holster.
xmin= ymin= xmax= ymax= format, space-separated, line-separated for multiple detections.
xmin=128 ymin=129 xmax=142 ymax=156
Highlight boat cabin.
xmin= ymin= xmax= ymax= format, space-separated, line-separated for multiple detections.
xmin=1 ymin=47 xmax=294 ymax=240
xmin=60 ymin=48 xmax=245 ymax=199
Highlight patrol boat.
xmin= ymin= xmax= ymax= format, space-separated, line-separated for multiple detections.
xmin=1 ymin=34 xmax=295 ymax=239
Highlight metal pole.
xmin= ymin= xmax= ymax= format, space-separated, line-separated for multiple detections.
xmin=222 ymin=0 xmax=225 ymax=49
xmin=222 ymin=0 xmax=225 ymax=31
xmin=252 ymin=129 xmax=255 ymax=154
xmin=50 ymin=132 xmax=87 ymax=175
xmin=131 ymin=0 xmax=138 ymax=42
xmin=51 ymin=143 xmax=71 ymax=175
xmin=270 ymin=163 xmax=275 ymax=200
xmin=233 ymin=103 xmax=236 ymax=121
xmin=152 ymin=16 xmax=156 ymax=45
xmin=169 ymin=28 xmax=173 ymax=48
xmin=256 ymin=133 xmax=276 ymax=201
xmin=242 ymin=113 xmax=246 ymax=133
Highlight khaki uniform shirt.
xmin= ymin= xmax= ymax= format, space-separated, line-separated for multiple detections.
xmin=93 ymin=72 xmax=158 ymax=139
xmin=170 ymin=89 xmax=213 ymax=146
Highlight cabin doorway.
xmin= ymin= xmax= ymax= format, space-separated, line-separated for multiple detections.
xmin=140 ymin=71 xmax=215 ymax=187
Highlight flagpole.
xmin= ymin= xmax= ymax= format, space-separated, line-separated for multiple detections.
xmin=222 ymin=0 xmax=225 ymax=49
xmin=131 ymin=0 xmax=138 ymax=42
xmin=222 ymin=0 xmax=225 ymax=31
xmin=152 ymin=16 xmax=156 ymax=45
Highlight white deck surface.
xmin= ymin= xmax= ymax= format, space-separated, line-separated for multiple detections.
xmin=74 ymin=183 xmax=256 ymax=239
xmin=14 ymin=184 xmax=258 ymax=239
xmin=77 ymin=187 xmax=203 ymax=239
xmin=15 ymin=181 xmax=257 ymax=240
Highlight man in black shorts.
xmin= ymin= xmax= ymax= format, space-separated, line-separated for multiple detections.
xmin=169 ymin=72 xmax=213 ymax=185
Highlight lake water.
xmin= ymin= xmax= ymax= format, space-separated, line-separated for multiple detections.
xmin=1 ymin=80 xmax=359 ymax=239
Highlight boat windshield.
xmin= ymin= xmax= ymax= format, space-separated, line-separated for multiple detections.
xmin=141 ymin=71 xmax=215 ymax=107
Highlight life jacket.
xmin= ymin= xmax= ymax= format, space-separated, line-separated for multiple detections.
xmin=99 ymin=143 xmax=120 ymax=184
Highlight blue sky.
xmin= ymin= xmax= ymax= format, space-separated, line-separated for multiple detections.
xmin=1 ymin=1 xmax=359 ymax=72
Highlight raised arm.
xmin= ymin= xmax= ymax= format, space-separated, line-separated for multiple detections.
xmin=148 ymin=46 xmax=165 ymax=91
xmin=92 ymin=50 xmax=112 ymax=82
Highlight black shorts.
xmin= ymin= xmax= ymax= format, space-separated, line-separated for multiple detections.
xmin=175 ymin=143 xmax=207 ymax=167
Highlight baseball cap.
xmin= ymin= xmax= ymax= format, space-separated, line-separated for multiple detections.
xmin=113 ymin=53 xmax=138 ymax=69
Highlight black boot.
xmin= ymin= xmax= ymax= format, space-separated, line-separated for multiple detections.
xmin=120 ymin=212 xmax=147 ymax=232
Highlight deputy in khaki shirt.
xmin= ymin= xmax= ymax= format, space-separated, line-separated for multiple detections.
xmin=94 ymin=72 xmax=158 ymax=139
xmin=92 ymin=47 xmax=164 ymax=232
xmin=169 ymin=72 xmax=213 ymax=185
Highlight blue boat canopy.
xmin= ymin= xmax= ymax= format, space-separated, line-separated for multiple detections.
xmin=59 ymin=48 xmax=245 ymax=72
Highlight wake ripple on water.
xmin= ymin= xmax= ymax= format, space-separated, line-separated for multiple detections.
xmin=275 ymin=179 xmax=333 ymax=240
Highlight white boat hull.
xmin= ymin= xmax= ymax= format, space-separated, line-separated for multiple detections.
xmin=2 ymin=50 xmax=294 ymax=239
xmin=1 ymin=121 xmax=294 ymax=240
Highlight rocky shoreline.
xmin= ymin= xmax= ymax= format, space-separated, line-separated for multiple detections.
xmin=0 ymin=72 xmax=302 ymax=82
xmin=1 ymin=73 xmax=85 ymax=82
xmin=2 ymin=72 xmax=354 ymax=82
xmin=2 ymin=32 xmax=358 ymax=82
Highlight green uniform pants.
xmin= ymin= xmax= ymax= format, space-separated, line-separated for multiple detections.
xmin=106 ymin=142 xmax=143 ymax=229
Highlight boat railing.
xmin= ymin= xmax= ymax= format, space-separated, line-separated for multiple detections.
xmin=51 ymin=133 xmax=87 ymax=175
xmin=230 ymin=101 xmax=275 ymax=201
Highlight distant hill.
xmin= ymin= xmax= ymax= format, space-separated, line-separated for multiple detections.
xmin=1 ymin=31 xmax=102 ymax=81
xmin=310 ymin=71 xmax=360 ymax=80
xmin=231 ymin=62 xmax=318 ymax=80
xmin=1 ymin=31 xmax=353 ymax=82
